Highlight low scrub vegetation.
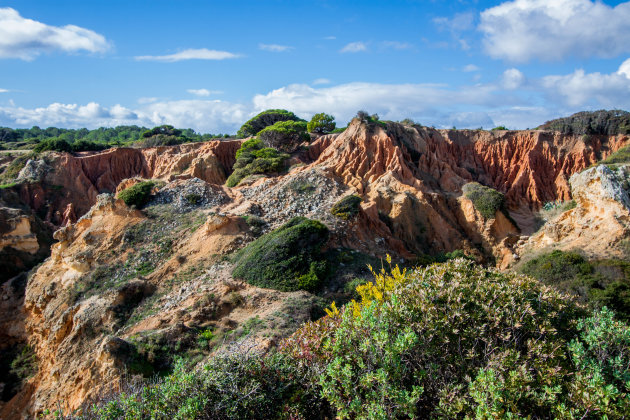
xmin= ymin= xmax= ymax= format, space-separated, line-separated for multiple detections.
xmin=601 ymin=144 xmax=630 ymax=166
xmin=226 ymin=138 xmax=288 ymax=187
xmin=85 ymin=259 xmax=630 ymax=419
xmin=520 ymin=250 xmax=630 ymax=321
xmin=462 ymin=181 xmax=508 ymax=219
xmin=117 ymin=181 xmax=156 ymax=208
xmin=232 ymin=217 xmax=329 ymax=292
xmin=538 ymin=109 xmax=630 ymax=135
xmin=330 ymin=195 xmax=362 ymax=220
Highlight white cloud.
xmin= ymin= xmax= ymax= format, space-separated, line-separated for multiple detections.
xmin=380 ymin=41 xmax=414 ymax=50
xmin=340 ymin=42 xmax=368 ymax=53
xmin=312 ymin=78 xmax=331 ymax=85
xmin=501 ymin=68 xmax=526 ymax=90
xmin=0 ymin=89 xmax=8 ymax=93
xmin=0 ymin=100 xmax=247 ymax=133
xmin=0 ymin=7 xmax=109 ymax=60
xmin=187 ymin=89 xmax=222 ymax=97
xmin=433 ymin=12 xmax=475 ymax=50
xmin=323 ymin=36 xmax=336 ymax=40
xmin=135 ymin=48 xmax=240 ymax=62
xmin=541 ymin=62 xmax=630 ymax=107
xmin=463 ymin=64 xmax=480 ymax=72
xmin=259 ymin=43 xmax=293 ymax=52
xmin=252 ymin=82 xmax=500 ymax=124
xmin=480 ymin=0 xmax=630 ymax=62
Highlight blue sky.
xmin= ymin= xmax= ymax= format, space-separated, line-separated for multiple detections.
xmin=1 ymin=0 xmax=630 ymax=133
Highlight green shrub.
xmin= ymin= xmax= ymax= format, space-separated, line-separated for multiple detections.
xmin=462 ymin=182 xmax=507 ymax=219
xmin=330 ymin=195 xmax=362 ymax=220
xmin=242 ymin=214 xmax=266 ymax=236
xmin=184 ymin=193 xmax=202 ymax=205
xmin=520 ymin=250 xmax=630 ymax=320
xmin=232 ymin=217 xmax=329 ymax=292
xmin=491 ymin=125 xmax=508 ymax=131
xmin=237 ymin=109 xmax=304 ymax=138
xmin=117 ymin=181 xmax=155 ymax=208
xmin=226 ymin=139 xmax=289 ymax=187
xmin=258 ymin=120 xmax=309 ymax=153
xmin=71 ymin=140 xmax=108 ymax=152
xmin=307 ymin=113 xmax=336 ymax=134
xmin=33 ymin=138 xmax=73 ymax=153
xmin=330 ymin=126 xmax=347 ymax=134
xmin=0 ymin=343 xmax=37 ymax=401
xmin=284 ymin=259 xmax=630 ymax=419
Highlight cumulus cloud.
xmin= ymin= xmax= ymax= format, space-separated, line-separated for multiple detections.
xmin=480 ymin=0 xmax=630 ymax=62
xmin=501 ymin=68 xmax=526 ymax=90
xmin=0 ymin=89 xmax=8 ymax=93
xmin=0 ymin=100 xmax=247 ymax=133
xmin=0 ymin=7 xmax=109 ymax=60
xmin=541 ymin=62 xmax=630 ymax=107
xmin=135 ymin=48 xmax=240 ymax=62
xmin=259 ymin=43 xmax=293 ymax=52
xmin=252 ymin=82 xmax=501 ymax=124
xmin=187 ymin=89 xmax=221 ymax=97
xmin=340 ymin=42 xmax=368 ymax=53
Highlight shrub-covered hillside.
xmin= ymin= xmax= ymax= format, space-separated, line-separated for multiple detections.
xmin=538 ymin=110 xmax=630 ymax=135
xmin=86 ymin=259 xmax=630 ymax=419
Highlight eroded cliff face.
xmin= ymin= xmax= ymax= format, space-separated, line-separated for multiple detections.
xmin=521 ymin=164 xmax=630 ymax=261
xmin=1 ymin=120 xmax=628 ymax=417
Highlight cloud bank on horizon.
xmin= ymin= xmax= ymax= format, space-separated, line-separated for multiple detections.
xmin=0 ymin=0 xmax=629 ymax=132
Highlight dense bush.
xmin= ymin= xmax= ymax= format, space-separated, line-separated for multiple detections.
xmin=307 ymin=113 xmax=336 ymax=134
xmin=462 ymin=182 xmax=507 ymax=219
xmin=257 ymin=120 xmax=309 ymax=153
xmin=284 ymin=259 xmax=630 ymax=419
xmin=0 ymin=344 xmax=37 ymax=402
xmin=520 ymin=250 xmax=630 ymax=320
xmin=117 ymin=181 xmax=155 ymax=208
xmin=538 ymin=110 xmax=630 ymax=135
xmin=90 ymin=348 xmax=330 ymax=420
xmin=226 ymin=139 xmax=288 ymax=187
xmin=33 ymin=138 xmax=73 ymax=153
xmin=232 ymin=217 xmax=329 ymax=292
xmin=330 ymin=195 xmax=362 ymax=220
xmin=237 ymin=109 xmax=304 ymax=138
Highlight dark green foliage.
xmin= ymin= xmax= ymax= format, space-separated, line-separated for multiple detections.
xmin=89 ymin=350 xmax=330 ymax=420
xmin=538 ymin=109 xmax=630 ymax=135
xmin=226 ymin=139 xmax=288 ymax=187
xmin=520 ymin=250 xmax=630 ymax=320
xmin=184 ymin=193 xmax=202 ymax=205
xmin=492 ymin=125 xmax=508 ymax=131
xmin=307 ymin=113 xmax=336 ymax=134
xmin=601 ymin=145 xmax=630 ymax=165
xmin=330 ymin=126 xmax=347 ymax=134
xmin=71 ymin=139 xmax=108 ymax=152
xmin=237 ymin=109 xmax=303 ymax=138
xmin=257 ymin=120 xmax=309 ymax=152
xmin=0 ymin=343 xmax=37 ymax=401
xmin=232 ymin=217 xmax=329 ymax=292
xmin=33 ymin=138 xmax=73 ymax=153
xmin=117 ymin=181 xmax=155 ymax=208
xmin=330 ymin=195 xmax=362 ymax=220
xmin=142 ymin=125 xmax=182 ymax=138
xmin=462 ymin=182 xmax=507 ymax=219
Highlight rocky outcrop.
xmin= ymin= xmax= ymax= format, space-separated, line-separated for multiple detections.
xmin=522 ymin=165 xmax=630 ymax=260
